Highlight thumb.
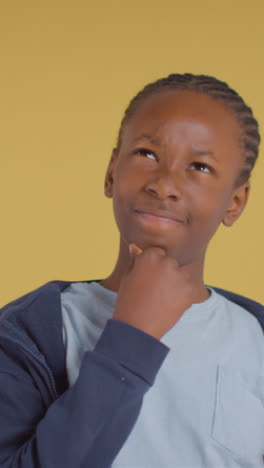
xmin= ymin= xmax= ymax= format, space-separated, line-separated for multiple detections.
xmin=129 ymin=242 xmax=143 ymax=256
xmin=128 ymin=242 xmax=143 ymax=269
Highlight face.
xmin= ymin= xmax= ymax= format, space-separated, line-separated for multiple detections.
xmin=104 ymin=90 xmax=249 ymax=267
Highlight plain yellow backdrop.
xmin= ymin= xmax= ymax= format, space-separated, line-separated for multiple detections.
xmin=0 ymin=1 xmax=263 ymax=305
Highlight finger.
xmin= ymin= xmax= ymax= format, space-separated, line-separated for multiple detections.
xmin=128 ymin=243 xmax=143 ymax=270
xmin=147 ymin=246 xmax=166 ymax=257
xmin=129 ymin=243 xmax=143 ymax=256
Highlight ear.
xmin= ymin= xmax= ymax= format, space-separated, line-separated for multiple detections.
xmin=104 ymin=148 xmax=118 ymax=198
xmin=222 ymin=180 xmax=250 ymax=227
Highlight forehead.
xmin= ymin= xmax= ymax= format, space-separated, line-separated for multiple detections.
xmin=121 ymin=89 xmax=241 ymax=152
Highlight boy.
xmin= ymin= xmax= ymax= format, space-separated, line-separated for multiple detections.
xmin=0 ymin=73 xmax=263 ymax=467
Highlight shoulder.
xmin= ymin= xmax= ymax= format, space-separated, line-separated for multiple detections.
xmin=0 ymin=280 xmax=76 ymax=396
xmin=0 ymin=280 xmax=72 ymax=329
xmin=211 ymin=286 xmax=264 ymax=332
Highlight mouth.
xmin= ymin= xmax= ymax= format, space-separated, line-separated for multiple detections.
xmin=134 ymin=209 xmax=184 ymax=225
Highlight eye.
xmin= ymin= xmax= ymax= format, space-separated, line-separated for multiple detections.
xmin=190 ymin=162 xmax=214 ymax=174
xmin=134 ymin=147 xmax=157 ymax=161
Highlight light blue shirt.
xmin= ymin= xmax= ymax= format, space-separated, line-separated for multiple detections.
xmin=62 ymin=282 xmax=264 ymax=467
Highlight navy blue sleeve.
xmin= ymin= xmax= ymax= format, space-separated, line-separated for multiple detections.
xmin=0 ymin=318 xmax=169 ymax=468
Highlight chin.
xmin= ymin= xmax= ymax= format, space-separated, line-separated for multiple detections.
xmin=128 ymin=236 xmax=174 ymax=257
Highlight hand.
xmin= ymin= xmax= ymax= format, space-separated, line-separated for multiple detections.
xmin=113 ymin=243 xmax=195 ymax=339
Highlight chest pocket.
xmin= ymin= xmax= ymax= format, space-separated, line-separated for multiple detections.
xmin=211 ymin=366 xmax=264 ymax=464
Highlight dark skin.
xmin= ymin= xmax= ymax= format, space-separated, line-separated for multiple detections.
xmin=100 ymin=90 xmax=250 ymax=339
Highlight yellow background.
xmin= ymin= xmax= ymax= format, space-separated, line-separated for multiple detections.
xmin=0 ymin=1 xmax=263 ymax=306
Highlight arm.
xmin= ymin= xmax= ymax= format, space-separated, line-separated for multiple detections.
xmin=0 ymin=319 xmax=169 ymax=468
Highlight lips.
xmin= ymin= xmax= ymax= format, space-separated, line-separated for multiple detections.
xmin=134 ymin=208 xmax=184 ymax=224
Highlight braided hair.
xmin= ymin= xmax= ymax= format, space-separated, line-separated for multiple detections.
xmin=116 ymin=74 xmax=260 ymax=187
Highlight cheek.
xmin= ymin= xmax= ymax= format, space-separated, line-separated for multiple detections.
xmin=112 ymin=174 xmax=132 ymax=228
xmin=190 ymin=190 xmax=232 ymax=236
xmin=112 ymin=162 xmax=140 ymax=207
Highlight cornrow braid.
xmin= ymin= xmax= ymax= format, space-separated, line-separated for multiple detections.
xmin=116 ymin=73 xmax=260 ymax=187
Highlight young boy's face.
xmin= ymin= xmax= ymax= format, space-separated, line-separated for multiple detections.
xmin=105 ymin=89 xmax=249 ymax=268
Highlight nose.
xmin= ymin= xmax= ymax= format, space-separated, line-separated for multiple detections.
xmin=144 ymin=167 xmax=183 ymax=201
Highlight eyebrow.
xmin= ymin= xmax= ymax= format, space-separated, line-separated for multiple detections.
xmin=133 ymin=134 xmax=218 ymax=162
xmin=192 ymin=148 xmax=218 ymax=162
xmin=132 ymin=134 xmax=162 ymax=146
